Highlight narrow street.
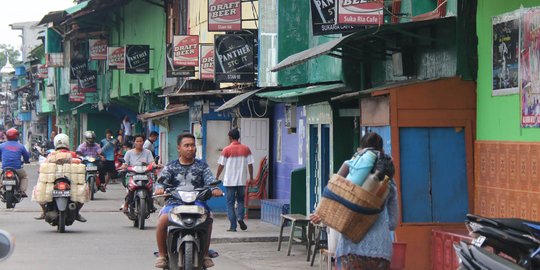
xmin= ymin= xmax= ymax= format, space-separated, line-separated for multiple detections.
xmin=0 ymin=163 xmax=318 ymax=270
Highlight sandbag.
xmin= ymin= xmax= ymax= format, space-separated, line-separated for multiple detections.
xmin=71 ymin=174 xmax=86 ymax=185
xmin=44 ymin=183 xmax=54 ymax=202
xmin=71 ymin=164 xmax=86 ymax=174
xmin=39 ymin=163 xmax=56 ymax=174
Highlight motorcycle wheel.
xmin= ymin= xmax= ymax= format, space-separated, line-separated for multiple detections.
xmin=138 ymin=196 xmax=146 ymax=230
xmin=58 ymin=211 xmax=66 ymax=233
xmin=88 ymin=176 xmax=96 ymax=200
xmin=183 ymin=242 xmax=194 ymax=270
xmin=5 ymin=191 xmax=15 ymax=209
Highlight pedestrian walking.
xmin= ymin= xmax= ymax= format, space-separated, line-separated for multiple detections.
xmin=122 ymin=115 xmax=133 ymax=145
xmin=99 ymin=129 xmax=118 ymax=191
xmin=215 ymin=128 xmax=254 ymax=232
xmin=143 ymin=131 xmax=159 ymax=157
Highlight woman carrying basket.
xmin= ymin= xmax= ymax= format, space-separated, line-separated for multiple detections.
xmin=311 ymin=132 xmax=398 ymax=270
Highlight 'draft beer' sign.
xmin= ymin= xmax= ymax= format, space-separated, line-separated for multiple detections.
xmin=166 ymin=44 xmax=195 ymax=77
xmin=173 ymin=36 xmax=199 ymax=66
xmin=336 ymin=0 xmax=384 ymax=25
xmin=310 ymin=0 xmax=363 ymax=35
xmin=125 ymin=45 xmax=150 ymax=74
xmin=69 ymin=82 xmax=85 ymax=103
xmin=208 ymin=0 xmax=241 ymax=31
xmin=200 ymin=45 xmax=215 ymax=80
xmin=89 ymin=39 xmax=108 ymax=60
xmin=108 ymin=47 xmax=125 ymax=69
xmin=214 ymin=34 xmax=255 ymax=82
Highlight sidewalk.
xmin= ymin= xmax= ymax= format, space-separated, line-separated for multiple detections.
xmin=210 ymin=213 xmax=285 ymax=244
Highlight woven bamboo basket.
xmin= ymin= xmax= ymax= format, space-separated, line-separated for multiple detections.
xmin=315 ymin=174 xmax=389 ymax=243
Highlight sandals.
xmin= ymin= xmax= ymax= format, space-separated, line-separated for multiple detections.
xmin=203 ymin=257 xmax=214 ymax=268
xmin=154 ymin=256 xmax=167 ymax=268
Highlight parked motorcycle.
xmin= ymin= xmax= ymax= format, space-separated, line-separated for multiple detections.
xmin=81 ymin=156 xmax=99 ymax=200
xmin=43 ymin=177 xmax=77 ymax=233
xmin=0 ymin=168 xmax=22 ymax=208
xmin=454 ymin=214 xmax=540 ymax=270
xmin=155 ymin=180 xmax=221 ymax=270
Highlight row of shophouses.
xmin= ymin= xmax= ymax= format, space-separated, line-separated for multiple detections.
xmin=5 ymin=0 xmax=540 ymax=268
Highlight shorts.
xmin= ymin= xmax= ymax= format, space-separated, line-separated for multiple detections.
xmin=100 ymin=160 xmax=116 ymax=174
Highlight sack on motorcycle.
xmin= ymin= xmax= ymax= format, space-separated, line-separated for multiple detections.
xmin=39 ymin=163 xmax=57 ymax=174
xmin=315 ymin=174 xmax=390 ymax=243
xmin=71 ymin=164 xmax=86 ymax=174
xmin=46 ymin=151 xmax=72 ymax=164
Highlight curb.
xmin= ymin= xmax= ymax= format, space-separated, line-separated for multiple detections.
xmin=212 ymin=236 xmax=286 ymax=244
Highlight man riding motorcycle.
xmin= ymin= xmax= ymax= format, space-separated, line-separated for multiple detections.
xmin=35 ymin=133 xmax=87 ymax=222
xmin=0 ymin=128 xmax=30 ymax=198
xmin=153 ymin=133 xmax=223 ymax=269
xmin=76 ymin=131 xmax=105 ymax=191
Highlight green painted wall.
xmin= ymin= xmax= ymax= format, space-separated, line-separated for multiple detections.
xmin=167 ymin=112 xmax=190 ymax=162
xmin=87 ymin=113 xmax=121 ymax=141
xmin=477 ymin=0 xmax=540 ymax=141
xmin=109 ymin=0 xmax=166 ymax=100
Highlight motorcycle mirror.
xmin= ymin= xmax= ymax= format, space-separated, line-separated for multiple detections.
xmin=0 ymin=230 xmax=14 ymax=262
xmin=209 ymin=180 xmax=222 ymax=186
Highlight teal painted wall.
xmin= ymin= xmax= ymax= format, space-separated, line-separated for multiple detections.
xmin=167 ymin=112 xmax=190 ymax=162
xmin=276 ymin=0 xmax=342 ymax=86
xmin=477 ymin=0 xmax=540 ymax=141
xmin=109 ymin=0 xmax=166 ymax=99
xmin=87 ymin=113 xmax=122 ymax=141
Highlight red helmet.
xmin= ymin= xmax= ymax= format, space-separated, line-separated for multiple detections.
xmin=6 ymin=128 xmax=19 ymax=141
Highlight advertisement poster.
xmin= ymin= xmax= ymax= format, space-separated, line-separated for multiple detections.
xmin=37 ymin=64 xmax=48 ymax=79
xmin=108 ymin=47 xmax=125 ymax=69
xmin=310 ymin=0 xmax=362 ymax=35
xmin=125 ymin=45 xmax=150 ymax=74
xmin=521 ymin=9 xmax=540 ymax=127
xmin=208 ymin=0 xmax=241 ymax=31
xmin=336 ymin=0 xmax=384 ymax=25
xmin=214 ymin=34 xmax=255 ymax=82
xmin=69 ymin=82 xmax=85 ymax=103
xmin=493 ymin=11 xmax=520 ymax=96
xmin=200 ymin=45 xmax=215 ymax=80
xmin=78 ymin=70 xmax=97 ymax=92
xmin=70 ymin=58 xmax=87 ymax=81
xmin=173 ymin=36 xmax=199 ymax=66
xmin=166 ymin=44 xmax=195 ymax=77
xmin=89 ymin=39 xmax=108 ymax=60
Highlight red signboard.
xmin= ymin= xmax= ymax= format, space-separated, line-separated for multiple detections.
xmin=200 ymin=45 xmax=214 ymax=80
xmin=336 ymin=0 xmax=384 ymax=25
xmin=173 ymin=36 xmax=199 ymax=66
xmin=89 ymin=39 xmax=108 ymax=60
xmin=37 ymin=64 xmax=48 ymax=79
xmin=69 ymin=83 xmax=85 ymax=103
xmin=107 ymin=47 xmax=125 ymax=69
xmin=208 ymin=0 xmax=242 ymax=31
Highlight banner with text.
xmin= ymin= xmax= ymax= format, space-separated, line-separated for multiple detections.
xmin=208 ymin=0 xmax=242 ymax=31
xmin=166 ymin=44 xmax=195 ymax=77
xmin=214 ymin=34 xmax=255 ymax=82
xmin=89 ymin=39 xmax=108 ymax=60
xmin=37 ymin=64 xmax=48 ymax=79
xmin=310 ymin=0 xmax=363 ymax=35
xmin=336 ymin=0 xmax=384 ymax=25
xmin=173 ymin=35 xmax=199 ymax=66
xmin=69 ymin=82 xmax=85 ymax=103
xmin=521 ymin=9 xmax=540 ymax=127
xmin=108 ymin=47 xmax=125 ymax=69
xmin=200 ymin=45 xmax=215 ymax=80
xmin=125 ymin=45 xmax=150 ymax=74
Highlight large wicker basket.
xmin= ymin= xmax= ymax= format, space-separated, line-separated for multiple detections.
xmin=315 ymin=174 xmax=389 ymax=243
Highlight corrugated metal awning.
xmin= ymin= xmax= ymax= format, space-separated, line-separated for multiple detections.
xmin=138 ymin=105 xmax=189 ymax=121
xmin=38 ymin=10 xmax=67 ymax=25
xmin=215 ymin=89 xmax=263 ymax=112
xmin=257 ymin=83 xmax=347 ymax=103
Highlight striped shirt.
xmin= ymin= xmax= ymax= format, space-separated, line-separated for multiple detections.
xmin=218 ymin=141 xmax=254 ymax=187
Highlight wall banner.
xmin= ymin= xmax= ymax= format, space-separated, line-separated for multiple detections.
xmin=108 ymin=47 xmax=125 ymax=69
xmin=200 ymin=44 xmax=215 ymax=80
xmin=69 ymin=82 xmax=85 ymax=103
xmin=37 ymin=64 xmax=48 ymax=79
xmin=173 ymin=35 xmax=199 ymax=66
xmin=521 ymin=8 xmax=540 ymax=127
xmin=70 ymin=58 xmax=87 ymax=81
xmin=78 ymin=70 xmax=97 ymax=92
xmin=214 ymin=34 xmax=255 ymax=82
xmin=166 ymin=44 xmax=195 ymax=77
xmin=493 ymin=10 xmax=520 ymax=96
xmin=208 ymin=0 xmax=242 ymax=31
xmin=336 ymin=0 xmax=384 ymax=26
xmin=89 ymin=39 xmax=108 ymax=60
xmin=125 ymin=45 xmax=150 ymax=74
xmin=310 ymin=0 xmax=363 ymax=35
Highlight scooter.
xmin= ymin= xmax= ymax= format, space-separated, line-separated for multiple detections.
xmin=123 ymin=160 xmax=158 ymax=230
xmin=81 ymin=156 xmax=99 ymax=200
xmin=0 ymin=168 xmax=22 ymax=209
xmin=155 ymin=180 xmax=221 ymax=270
xmin=43 ymin=177 xmax=78 ymax=233
xmin=31 ymin=140 xmax=42 ymax=161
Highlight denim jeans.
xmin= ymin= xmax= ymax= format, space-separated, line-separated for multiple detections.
xmin=225 ymin=186 xmax=245 ymax=230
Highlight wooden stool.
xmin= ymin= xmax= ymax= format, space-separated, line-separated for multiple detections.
xmin=277 ymin=214 xmax=312 ymax=256
xmin=310 ymin=223 xmax=328 ymax=266
xmin=319 ymin=249 xmax=334 ymax=270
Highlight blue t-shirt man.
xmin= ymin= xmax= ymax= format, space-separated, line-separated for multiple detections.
xmin=0 ymin=141 xmax=30 ymax=169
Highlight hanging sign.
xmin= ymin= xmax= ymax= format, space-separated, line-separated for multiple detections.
xmin=78 ymin=70 xmax=97 ymax=92
xmin=89 ymin=39 xmax=108 ymax=60
xmin=173 ymin=35 xmax=199 ymax=66
xmin=125 ymin=45 xmax=150 ymax=74
xmin=310 ymin=0 xmax=363 ymax=35
xmin=37 ymin=64 xmax=48 ymax=79
xmin=214 ymin=34 xmax=255 ymax=82
xmin=336 ymin=0 xmax=384 ymax=25
xmin=166 ymin=44 xmax=195 ymax=77
xmin=69 ymin=82 xmax=85 ymax=103
xmin=70 ymin=58 xmax=87 ymax=81
xmin=107 ymin=47 xmax=125 ymax=69
xmin=200 ymin=44 xmax=214 ymax=80
xmin=208 ymin=0 xmax=242 ymax=31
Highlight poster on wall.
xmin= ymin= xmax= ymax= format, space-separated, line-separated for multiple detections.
xmin=336 ymin=0 xmax=384 ymax=26
xmin=310 ymin=0 xmax=363 ymax=35
xmin=89 ymin=39 xmax=108 ymax=60
xmin=200 ymin=44 xmax=215 ymax=80
xmin=108 ymin=47 xmax=125 ymax=69
xmin=492 ymin=10 xmax=520 ymax=96
xmin=208 ymin=0 xmax=242 ymax=31
xmin=173 ymin=35 xmax=199 ymax=66
xmin=78 ymin=70 xmax=97 ymax=92
xmin=69 ymin=82 xmax=85 ymax=103
xmin=521 ymin=8 xmax=540 ymax=127
xmin=214 ymin=34 xmax=255 ymax=82
xmin=166 ymin=44 xmax=195 ymax=77
xmin=124 ymin=45 xmax=150 ymax=74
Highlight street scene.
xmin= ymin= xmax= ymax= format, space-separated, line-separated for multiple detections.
xmin=0 ymin=0 xmax=540 ymax=270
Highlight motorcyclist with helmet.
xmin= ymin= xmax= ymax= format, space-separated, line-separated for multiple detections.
xmin=34 ymin=133 xmax=87 ymax=222
xmin=76 ymin=131 xmax=105 ymax=191
xmin=0 ymin=128 xmax=30 ymax=198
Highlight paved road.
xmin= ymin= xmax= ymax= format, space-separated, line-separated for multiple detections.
xmin=0 ymin=163 xmax=317 ymax=270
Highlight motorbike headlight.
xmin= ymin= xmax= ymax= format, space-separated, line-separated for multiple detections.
xmin=171 ymin=213 xmax=182 ymax=224
xmin=87 ymin=157 xmax=96 ymax=162
xmin=177 ymin=191 xmax=198 ymax=203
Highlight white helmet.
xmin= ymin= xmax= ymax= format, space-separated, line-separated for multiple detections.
xmin=54 ymin=133 xmax=70 ymax=150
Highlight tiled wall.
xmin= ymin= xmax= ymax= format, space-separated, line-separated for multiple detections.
xmin=475 ymin=141 xmax=540 ymax=220
xmin=273 ymin=104 xmax=306 ymax=199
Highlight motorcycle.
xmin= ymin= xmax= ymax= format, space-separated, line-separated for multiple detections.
xmin=81 ymin=156 xmax=100 ymax=200
xmin=454 ymin=214 xmax=540 ymax=270
xmin=31 ymin=140 xmax=43 ymax=161
xmin=0 ymin=168 xmax=22 ymax=208
xmin=112 ymin=152 xmax=125 ymax=182
xmin=155 ymin=180 xmax=221 ymax=270
xmin=43 ymin=177 xmax=77 ymax=233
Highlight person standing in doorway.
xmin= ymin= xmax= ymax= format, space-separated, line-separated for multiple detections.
xmin=143 ymin=131 xmax=159 ymax=158
xmin=215 ymin=128 xmax=254 ymax=232
xmin=122 ymin=115 xmax=133 ymax=145
xmin=99 ymin=129 xmax=118 ymax=191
